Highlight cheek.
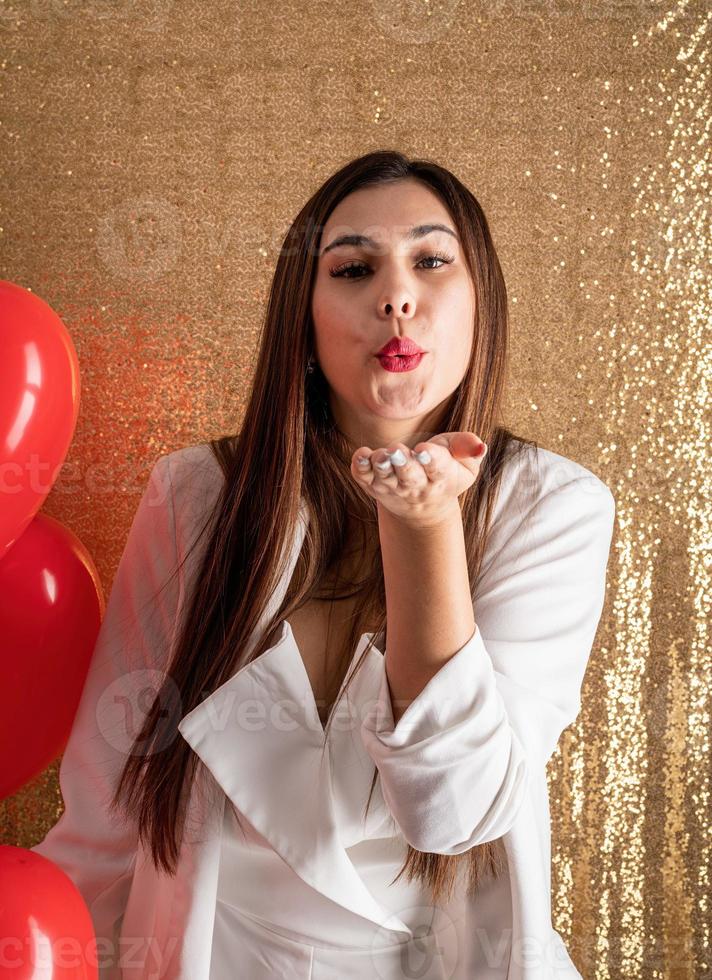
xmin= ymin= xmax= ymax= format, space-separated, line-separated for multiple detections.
xmin=456 ymin=326 xmax=474 ymax=365
xmin=310 ymin=285 xmax=328 ymax=331
xmin=312 ymin=317 xmax=364 ymax=378
xmin=312 ymin=285 xmax=350 ymax=339
xmin=449 ymin=288 xmax=475 ymax=361
xmin=429 ymin=322 xmax=474 ymax=391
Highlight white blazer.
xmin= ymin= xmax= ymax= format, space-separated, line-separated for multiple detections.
xmin=31 ymin=440 xmax=616 ymax=979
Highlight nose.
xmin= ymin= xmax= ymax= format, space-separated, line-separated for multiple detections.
xmin=381 ymin=296 xmax=415 ymax=318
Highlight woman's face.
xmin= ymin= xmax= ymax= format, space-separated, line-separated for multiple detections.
xmin=311 ymin=177 xmax=476 ymax=452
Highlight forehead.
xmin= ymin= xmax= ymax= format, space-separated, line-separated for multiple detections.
xmin=319 ymin=179 xmax=456 ymax=252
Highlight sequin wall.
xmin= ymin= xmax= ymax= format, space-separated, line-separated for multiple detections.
xmin=1 ymin=0 xmax=709 ymax=976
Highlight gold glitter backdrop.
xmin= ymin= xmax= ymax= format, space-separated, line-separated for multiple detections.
xmin=1 ymin=1 xmax=709 ymax=977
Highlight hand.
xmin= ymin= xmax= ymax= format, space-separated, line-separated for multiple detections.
xmin=350 ymin=432 xmax=488 ymax=528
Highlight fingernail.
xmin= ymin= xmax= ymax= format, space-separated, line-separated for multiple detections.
xmin=415 ymin=450 xmax=431 ymax=464
xmin=356 ymin=456 xmax=370 ymax=468
xmin=374 ymin=457 xmax=393 ymax=472
xmin=389 ymin=449 xmax=408 ymax=467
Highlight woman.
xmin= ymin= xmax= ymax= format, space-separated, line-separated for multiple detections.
xmin=31 ymin=150 xmax=616 ymax=979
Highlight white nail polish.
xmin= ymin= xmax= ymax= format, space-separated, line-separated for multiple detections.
xmin=374 ymin=457 xmax=392 ymax=472
xmin=389 ymin=449 xmax=407 ymax=467
xmin=415 ymin=450 xmax=431 ymax=464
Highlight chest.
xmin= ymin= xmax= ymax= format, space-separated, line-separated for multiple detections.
xmin=288 ymin=597 xmax=379 ymax=728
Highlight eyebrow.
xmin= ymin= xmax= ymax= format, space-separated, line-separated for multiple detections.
xmin=320 ymin=222 xmax=458 ymax=257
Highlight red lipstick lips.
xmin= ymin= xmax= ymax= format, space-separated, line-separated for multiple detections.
xmin=376 ymin=337 xmax=425 ymax=357
xmin=377 ymin=352 xmax=425 ymax=373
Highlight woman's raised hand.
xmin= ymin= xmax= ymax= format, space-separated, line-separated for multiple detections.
xmin=350 ymin=431 xmax=487 ymax=528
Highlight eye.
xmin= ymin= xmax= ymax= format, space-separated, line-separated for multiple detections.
xmin=328 ymin=251 xmax=455 ymax=280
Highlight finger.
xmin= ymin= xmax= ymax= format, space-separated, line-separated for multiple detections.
xmin=352 ymin=447 xmax=376 ymax=483
xmin=371 ymin=449 xmax=398 ymax=487
xmin=412 ymin=441 xmax=452 ymax=482
xmin=431 ymin=431 xmax=485 ymax=460
xmin=452 ymin=436 xmax=487 ymax=476
xmin=383 ymin=443 xmax=428 ymax=489
xmin=451 ymin=432 xmax=486 ymax=460
xmin=428 ymin=432 xmax=486 ymax=476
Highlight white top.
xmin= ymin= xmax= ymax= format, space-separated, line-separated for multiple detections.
xmin=208 ymin=620 xmax=470 ymax=979
xmin=30 ymin=440 xmax=616 ymax=980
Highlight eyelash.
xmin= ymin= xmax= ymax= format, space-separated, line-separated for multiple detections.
xmin=328 ymin=251 xmax=455 ymax=280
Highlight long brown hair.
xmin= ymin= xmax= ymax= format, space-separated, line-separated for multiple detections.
xmin=112 ymin=149 xmax=539 ymax=907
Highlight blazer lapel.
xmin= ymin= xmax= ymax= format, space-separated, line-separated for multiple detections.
xmin=176 ymin=500 xmax=414 ymax=939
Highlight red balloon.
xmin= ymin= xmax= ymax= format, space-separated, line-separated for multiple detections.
xmin=0 ymin=513 xmax=104 ymax=800
xmin=0 ymin=845 xmax=98 ymax=978
xmin=0 ymin=281 xmax=81 ymax=563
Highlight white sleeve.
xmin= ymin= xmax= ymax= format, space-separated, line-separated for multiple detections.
xmin=360 ymin=476 xmax=616 ymax=855
xmin=29 ymin=453 xmax=182 ymax=973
